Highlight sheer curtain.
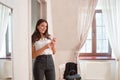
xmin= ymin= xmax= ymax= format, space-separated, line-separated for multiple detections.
xmin=77 ymin=0 xmax=98 ymax=52
xmin=0 ymin=4 xmax=10 ymax=57
xmin=101 ymin=0 xmax=120 ymax=80
xmin=76 ymin=0 xmax=98 ymax=74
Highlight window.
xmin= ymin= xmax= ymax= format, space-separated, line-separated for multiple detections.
xmin=80 ymin=10 xmax=111 ymax=57
xmin=0 ymin=12 xmax=12 ymax=58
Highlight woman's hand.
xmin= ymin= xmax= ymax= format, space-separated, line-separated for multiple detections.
xmin=43 ymin=38 xmax=56 ymax=54
xmin=44 ymin=38 xmax=56 ymax=49
xmin=51 ymin=38 xmax=56 ymax=46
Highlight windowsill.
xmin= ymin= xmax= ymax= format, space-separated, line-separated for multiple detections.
xmin=0 ymin=56 xmax=12 ymax=60
xmin=79 ymin=56 xmax=115 ymax=60
xmin=0 ymin=58 xmax=11 ymax=60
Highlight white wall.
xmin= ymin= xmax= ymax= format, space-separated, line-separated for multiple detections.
xmin=51 ymin=0 xmax=80 ymax=79
xmin=12 ymin=0 xmax=31 ymax=80
xmin=51 ymin=0 xmax=80 ymax=51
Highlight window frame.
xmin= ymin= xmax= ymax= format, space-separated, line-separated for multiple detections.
xmin=79 ymin=10 xmax=111 ymax=57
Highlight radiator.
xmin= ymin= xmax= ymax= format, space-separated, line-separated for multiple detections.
xmin=0 ymin=60 xmax=12 ymax=79
xmin=79 ymin=61 xmax=114 ymax=80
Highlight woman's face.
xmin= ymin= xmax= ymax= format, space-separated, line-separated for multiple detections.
xmin=37 ymin=22 xmax=47 ymax=34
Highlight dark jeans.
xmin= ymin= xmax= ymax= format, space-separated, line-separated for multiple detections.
xmin=33 ymin=55 xmax=55 ymax=80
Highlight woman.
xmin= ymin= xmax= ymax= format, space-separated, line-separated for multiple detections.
xmin=32 ymin=19 xmax=56 ymax=80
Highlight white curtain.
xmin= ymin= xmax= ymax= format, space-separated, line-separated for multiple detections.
xmin=77 ymin=0 xmax=98 ymax=52
xmin=77 ymin=0 xmax=98 ymax=74
xmin=0 ymin=4 xmax=10 ymax=57
xmin=101 ymin=0 xmax=120 ymax=80
xmin=101 ymin=0 xmax=120 ymax=59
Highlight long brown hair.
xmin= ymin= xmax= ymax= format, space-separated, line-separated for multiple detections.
xmin=32 ymin=19 xmax=50 ymax=44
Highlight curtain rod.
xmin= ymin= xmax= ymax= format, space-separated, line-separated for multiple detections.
xmin=0 ymin=2 xmax=13 ymax=12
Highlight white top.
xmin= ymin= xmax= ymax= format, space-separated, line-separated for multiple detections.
xmin=34 ymin=38 xmax=53 ymax=55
